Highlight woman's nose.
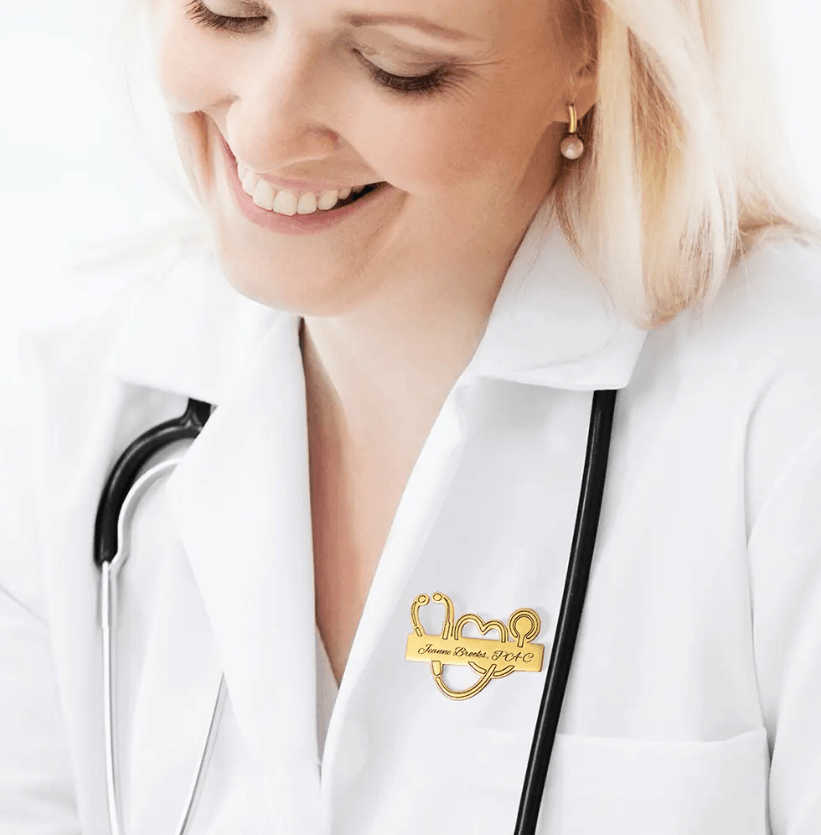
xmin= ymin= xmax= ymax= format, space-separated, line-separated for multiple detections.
xmin=225 ymin=34 xmax=341 ymax=173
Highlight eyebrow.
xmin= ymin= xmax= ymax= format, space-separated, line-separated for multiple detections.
xmin=342 ymin=12 xmax=482 ymax=43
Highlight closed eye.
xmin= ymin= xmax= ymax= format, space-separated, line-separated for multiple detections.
xmin=185 ymin=0 xmax=267 ymax=35
xmin=184 ymin=0 xmax=460 ymax=98
xmin=351 ymin=50 xmax=455 ymax=97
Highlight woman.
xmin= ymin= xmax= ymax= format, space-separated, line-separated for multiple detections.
xmin=2 ymin=0 xmax=821 ymax=831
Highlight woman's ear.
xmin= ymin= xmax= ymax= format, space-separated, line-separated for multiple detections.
xmin=549 ymin=64 xmax=598 ymax=125
xmin=551 ymin=0 xmax=600 ymax=123
xmin=571 ymin=65 xmax=598 ymax=121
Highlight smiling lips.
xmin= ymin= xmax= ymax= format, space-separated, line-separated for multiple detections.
xmin=218 ymin=130 xmax=382 ymax=216
xmin=237 ymin=160 xmax=370 ymax=216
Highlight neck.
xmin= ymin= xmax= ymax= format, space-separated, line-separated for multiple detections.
xmin=301 ymin=237 xmax=516 ymax=465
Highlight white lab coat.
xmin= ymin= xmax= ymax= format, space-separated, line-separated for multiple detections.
xmin=3 ymin=198 xmax=821 ymax=835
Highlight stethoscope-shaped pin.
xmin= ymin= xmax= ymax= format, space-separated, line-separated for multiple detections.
xmin=406 ymin=592 xmax=545 ymax=700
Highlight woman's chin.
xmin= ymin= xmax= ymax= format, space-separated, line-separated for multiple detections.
xmin=211 ymin=246 xmax=365 ymax=317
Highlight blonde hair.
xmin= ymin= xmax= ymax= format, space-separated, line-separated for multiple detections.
xmin=552 ymin=0 xmax=821 ymax=327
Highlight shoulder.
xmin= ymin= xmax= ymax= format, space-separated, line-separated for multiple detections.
xmin=3 ymin=238 xmax=185 ymax=448
xmin=641 ymin=233 xmax=821 ymax=398
xmin=9 ymin=238 xmax=283 ymax=490
xmin=0 ymin=242 xmax=278 ymax=617
xmin=686 ymin=234 xmax=821 ymax=417
xmin=9 ymin=241 xmax=282 ymax=491
xmin=633 ymin=233 xmax=821 ymax=528
xmin=11 ymin=240 xmax=184 ymax=394
xmin=15 ymin=241 xmax=280 ymax=410
xmin=643 ymin=233 xmax=821 ymax=379
xmin=694 ymin=234 xmax=821 ymax=363
xmin=0 ymin=242 xmax=183 ymax=617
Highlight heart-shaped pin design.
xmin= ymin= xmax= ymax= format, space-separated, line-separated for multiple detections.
xmin=406 ymin=592 xmax=544 ymax=700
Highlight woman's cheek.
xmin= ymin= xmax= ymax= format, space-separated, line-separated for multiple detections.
xmin=362 ymin=111 xmax=485 ymax=193
xmin=376 ymin=80 xmax=526 ymax=193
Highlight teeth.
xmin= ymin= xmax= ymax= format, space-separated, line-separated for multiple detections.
xmin=241 ymin=170 xmax=258 ymax=197
xmin=317 ymin=190 xmax=340 ymax=211
xmin=297 ymin=192 xmax=318 ymax=214
xmin=236 ymin=160 xmax=374 ymax=215
xmin=273 ymin=189 xmax=299 ymax=216
xmin=252 ymin=180 xmax=275 ymax=210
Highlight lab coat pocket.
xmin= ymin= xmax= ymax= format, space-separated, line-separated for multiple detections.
xmin=462 ymin=726 xmax=770 ymax=834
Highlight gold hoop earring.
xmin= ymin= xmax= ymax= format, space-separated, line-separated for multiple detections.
xmin=560 ymin=104 xmax=585 ymax=160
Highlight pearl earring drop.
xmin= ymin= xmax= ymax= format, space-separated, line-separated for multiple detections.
xmin=560 ymin=104 xmax=585 ymax=160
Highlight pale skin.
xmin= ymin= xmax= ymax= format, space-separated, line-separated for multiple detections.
xmin=150 ymin=0 xmax=597 ymax=686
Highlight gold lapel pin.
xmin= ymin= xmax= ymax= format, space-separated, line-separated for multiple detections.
xmin=405 ymin=592 xmax=545 ymax=700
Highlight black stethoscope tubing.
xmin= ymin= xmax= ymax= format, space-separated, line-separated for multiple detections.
xmin=514 ymin=388 xmax=617 ymax=834
xmin=93 ymin=389 xmax=617 ymax=835
xmin=94 ymin=398 xmax=212 ymax=568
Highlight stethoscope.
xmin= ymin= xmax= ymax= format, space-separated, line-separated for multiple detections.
xmin=93 ymin=389 xmax=617 ymax=835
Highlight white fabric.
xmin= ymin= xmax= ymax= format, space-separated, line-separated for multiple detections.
xmin=2 ymin=196 xmax=821 ymax=834
xmin=316 ymin=628 xmax=339 ymax=764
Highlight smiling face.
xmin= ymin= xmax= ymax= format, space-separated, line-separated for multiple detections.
xmin=150 ymin=0 xmax=592 ymax=314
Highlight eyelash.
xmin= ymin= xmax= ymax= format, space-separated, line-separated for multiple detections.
xmin=183 ymin=0 xmax=455 ymax=98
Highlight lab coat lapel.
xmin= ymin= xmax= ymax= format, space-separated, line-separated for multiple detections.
xmin=125 ymin=519 xmax=224 ymax=835
xmin=28 ymin=347 xmax=217 ymax=835
xmin=165 ymin=312 xmax=323 ymax=831
xmin=39 ymin=384 xmax=131 ymax=835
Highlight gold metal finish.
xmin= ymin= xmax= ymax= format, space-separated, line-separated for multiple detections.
xmin=567 ymin=103 xmax=578 ymax=135
xmin=406 ymin=593 xmax=545 ymax=700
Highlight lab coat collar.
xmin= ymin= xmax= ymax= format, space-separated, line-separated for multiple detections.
xmin=461 ymin=196 xmax=648 ymax=391
xmin=104 ymin=246 xmax=280 ymax=406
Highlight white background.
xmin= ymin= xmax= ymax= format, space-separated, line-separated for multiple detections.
xmin=2 ymin=0 xmax=820 ymax=338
